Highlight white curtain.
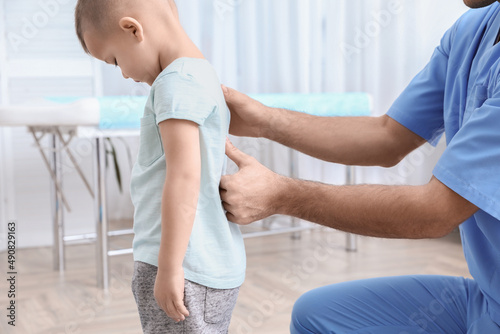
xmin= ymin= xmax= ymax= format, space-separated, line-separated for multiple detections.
xmin=108 ymin=0 xmax=468 ymax=183
xmin=178 ymin=0 xmax=464 ymax=184
xmin=1 ymin=0 xmax=470 ymax=248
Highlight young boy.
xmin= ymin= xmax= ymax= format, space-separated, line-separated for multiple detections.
xmin=75 ymin=0 xmax=246 ymax=332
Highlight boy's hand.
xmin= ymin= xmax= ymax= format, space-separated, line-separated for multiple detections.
xmin=154 ymin=267 xmax=190 ymax=322
xmin=221 ymin=85 xmax=272 ymax=138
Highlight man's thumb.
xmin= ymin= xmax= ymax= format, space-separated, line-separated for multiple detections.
xmin=225 ymin=138 xmax=249 ymax=167
xmin=221 ymin=85 xmax=231 ymax=98
xmin=221 ymin=85 xmax=237 ymax=106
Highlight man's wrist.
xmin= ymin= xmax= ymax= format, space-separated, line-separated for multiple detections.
xmin=272 ymin=174 xmax=295 ymax=216
xmin=262 ymin=107 xmax=282 ymax=140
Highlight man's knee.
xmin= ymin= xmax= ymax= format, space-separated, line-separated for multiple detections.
xmin=291 ymin=291 xmax=313 ymax=333
xmin=291 ymin=282 xmax=363 ymax=334
xmin=291 ymin=290 xmax=313 ymax=319
xmin=290 ymin=288 xmax=329 ymax=334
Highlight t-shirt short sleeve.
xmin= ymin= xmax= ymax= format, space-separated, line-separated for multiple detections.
xmin=153 ymin=72 xmax=217 ymax=126
xmin=433 ymin=83 xmax=500 ymax=221
xmin=386 ymin=24 xmax=457 ymax=146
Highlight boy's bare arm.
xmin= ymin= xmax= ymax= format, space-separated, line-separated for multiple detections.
xmin=155 ymin=118 xmax=201 ymax=322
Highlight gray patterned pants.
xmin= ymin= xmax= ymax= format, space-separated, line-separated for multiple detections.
xmin=132 ymin=261 xmax=240 ymax=334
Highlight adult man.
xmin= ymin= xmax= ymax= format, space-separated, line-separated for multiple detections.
xmin=219 ymin=0 xmax=500 ymax=332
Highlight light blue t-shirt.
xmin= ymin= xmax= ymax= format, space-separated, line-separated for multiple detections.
xmin=387 ymin=4 xmax=500 ymax=326
xmin=130 ymin=57 xmax=246 ymax=289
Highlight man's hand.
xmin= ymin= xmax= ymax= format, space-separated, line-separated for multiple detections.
xmin=220 ymin=138 xmax=286 ymax=224
xmin=222 ymin=85 xmax=272 ymax=138
xmin=154 ymin=267 xmax=189 ymax=323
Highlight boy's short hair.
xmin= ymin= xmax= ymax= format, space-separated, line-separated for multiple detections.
xmin=75 ymin=0 xmax=118 ymax=54
xmin=76 ymin=0 xmax=175 ymax=54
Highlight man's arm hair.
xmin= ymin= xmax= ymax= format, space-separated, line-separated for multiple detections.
xmin=266 ymin=111 xmax=427 ymax=168
xmin=275 ymin=175 xmax=478 ymax=239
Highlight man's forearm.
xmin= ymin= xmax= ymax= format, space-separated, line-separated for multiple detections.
xmin=275 ymin=176 xmax=461 ymax=239
xmin=265 ymin=109 xmax=424 ymax=167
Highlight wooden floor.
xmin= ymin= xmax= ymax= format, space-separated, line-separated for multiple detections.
xmin=0 ymin=225 xmax=470 ymax=334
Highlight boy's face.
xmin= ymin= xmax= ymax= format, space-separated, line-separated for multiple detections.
xmin=84 ymin=28 xmax=161 ymax=86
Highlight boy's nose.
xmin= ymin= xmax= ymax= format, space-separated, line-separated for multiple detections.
xmin=122 ymin=71 xmax=129 ymax=79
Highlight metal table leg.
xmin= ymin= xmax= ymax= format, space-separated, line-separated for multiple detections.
xmin=345 ymin=165 xmax=358 ymax=252
xmin=94 ymin=136 xmax=109 ymax=290
xmin=50 ymin=133 xmax=66 ymax=271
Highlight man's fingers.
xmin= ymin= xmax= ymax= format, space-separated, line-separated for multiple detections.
xmin=226 ymin=211 xmax=236 ymax=223
xmin=225 ymin=138 xmax=251 ymax=167
xmin=219 ymin=175 xmax=228 ymax=191
xmin=221 ymin=200 xmax=233 ymax=212
xmin=219 ymin=185 xmax=227 ymax=202
xmin=226 ymin=210 xmax=250 ymax=225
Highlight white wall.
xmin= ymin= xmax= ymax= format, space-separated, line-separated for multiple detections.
xmin=0 ymin=0 xmax=469 ymax=249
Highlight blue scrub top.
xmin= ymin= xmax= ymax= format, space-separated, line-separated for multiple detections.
xmin=387 ymin=4 xmax=500 ymax=326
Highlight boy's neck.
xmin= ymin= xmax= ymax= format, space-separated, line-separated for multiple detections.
xmin=158 ymin=29 xmax=204 ymax=74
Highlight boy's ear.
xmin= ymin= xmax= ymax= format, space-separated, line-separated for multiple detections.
xmin=118 ymin=17 xmax=144 ymax=42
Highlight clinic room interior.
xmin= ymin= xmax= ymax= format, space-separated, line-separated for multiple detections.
xmin=0 ymin=1 xmax=478 ymax=333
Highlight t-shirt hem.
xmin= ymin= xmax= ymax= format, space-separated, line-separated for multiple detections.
xmin=133 ymin=253 xmax=245 ymax=290
xmin=133 ymin=253 xmax=159 ymax=268
xmin=184 ymin=268 xmax=245 ymax=290
xmin=433 ymin=164 xmax=500 ymax=221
